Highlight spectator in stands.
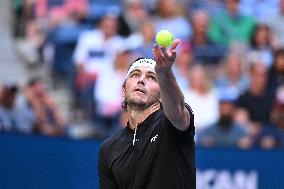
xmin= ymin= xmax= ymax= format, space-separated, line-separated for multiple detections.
xmin=73 ymin=13 xmax=124 ymax=121
xmin=173 ymin=41 xmax=192 ymax=93
xmin=12 ymin=0 xmax=30 ymax=37
xmin=94 ymin=48 xmax=135 ymax=138
xmin=0 ymin=83 xmax=33 ymax=134
xmin=16 ymin=0 xmax=87 ymax=67
xmin=236 ymin=63 xmax=277 ymax=149
xmin=0 ymin=84 xmax=21 ymax=132
xmin=131 ymin=19 xmax=156 ymax=58
xmin=198 ymin=95 xmax=246 ymax=147
xmin=184 ymin=65 xmax=219 ymax=134
xmin=208 ymin=0 xmax=255 ymax=47
xmin=267 ymin=49 xmax=284 ymax=93
xmin=247 ymin=24 xmax=274 ymax=68
xmin=215 ymin=52 xmax=249 ymax=101
xmin=16 ymin=19 xmax=45 ymax=66
xmin=118 ymin=0 xmax=149 ymax=37
xmin=22 ymin=78 xmax=66 ymax=136
xmin=153 ymin=0 xmax=191 ymax=40
xmin=35 ymin=0 xmax=88 ymax=29
xmin=266 ymin=0 xmax=284 ymax=49
xmin=42 ymin=0 xmax=89 ymax=88
xmin=186 ymin=0 xmax=224 ymax=16
xmin=233 ymin=107 xmax=261 ymax=149
xmin=270 ymin=85 xmax=284 ymax=148
xmin=189 ymin=9 xmax=226 ymax=64
xmin=236 ymin=63 xmax=274 ymax=126
xmin=239 ymin=0 xmax=278 ymax=23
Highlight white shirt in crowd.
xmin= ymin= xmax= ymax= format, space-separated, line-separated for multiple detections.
xmin=73 ymin=29 xmax=124 ymax=74
xmin=184 ymin=89 xmax=219 ymax=133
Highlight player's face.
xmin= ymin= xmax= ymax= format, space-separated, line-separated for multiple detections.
xmin=123 ymin=67 xmax=160 ymax=109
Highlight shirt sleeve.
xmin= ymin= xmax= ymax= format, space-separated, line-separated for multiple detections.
xmin=164 ymin=103 xmax=195 ymax=143
xmin=98 ymin=146 xmax=118 ymax=189
xmin=73 ymin=32 xmax=89 ymax=65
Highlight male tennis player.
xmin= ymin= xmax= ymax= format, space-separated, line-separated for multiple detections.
xmin=98 ymin=39 xmax=195 ymax=189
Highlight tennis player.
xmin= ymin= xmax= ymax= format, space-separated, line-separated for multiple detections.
xmin=98 ymin=39 xmax=196 ymax=189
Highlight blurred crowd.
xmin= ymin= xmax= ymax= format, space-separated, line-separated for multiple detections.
xmin=2 ymin=0 xmax=284 ymax=149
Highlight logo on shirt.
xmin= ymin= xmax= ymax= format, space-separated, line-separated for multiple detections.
xmin=151 ymin=134 xmax=159 ymax=142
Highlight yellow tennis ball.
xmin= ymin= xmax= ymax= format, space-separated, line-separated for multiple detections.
xmin=155 ymin=30 xmax=173 ymax=47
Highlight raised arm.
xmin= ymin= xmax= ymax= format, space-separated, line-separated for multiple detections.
xmin=152 ymin=39 xmax=191 ymax=131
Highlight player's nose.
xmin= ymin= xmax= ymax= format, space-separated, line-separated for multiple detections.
xmin=137 ymin=74 xmax=146 ymax=85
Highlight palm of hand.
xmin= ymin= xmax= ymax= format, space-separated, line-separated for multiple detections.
xmin=152 ymin=39 xmax=180 ymax=73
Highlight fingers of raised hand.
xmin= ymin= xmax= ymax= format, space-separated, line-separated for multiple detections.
xmin=169 ymin=50 xmax=177 ymax=62
xmin=152 ymin=44 xmax=163 ymax=63
xmin=169 ymin=39 xmax=180 ymax=52
xmin=168 ymin=39 xmax=180 ymax=62
xmin=152 ymin=39 xmax=180 ymax=66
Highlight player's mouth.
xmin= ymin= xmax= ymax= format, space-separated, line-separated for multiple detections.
xmin=134 ymin=88 xmax=146 ymax=94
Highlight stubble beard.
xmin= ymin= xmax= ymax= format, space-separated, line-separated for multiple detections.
xmin=126 ymin=98 xmax=149 ymax=110
xmin=126 ymin=95 xmax=159 ymax=111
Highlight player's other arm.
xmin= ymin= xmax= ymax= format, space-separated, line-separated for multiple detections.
xmin=98 ymin=147 xmax=118 ymax=189
xmin=152 ymin=39 xmax=191 ymax=131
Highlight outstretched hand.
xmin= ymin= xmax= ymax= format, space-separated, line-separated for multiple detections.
xmin=152 ymin=39 xmax=180 ymax=73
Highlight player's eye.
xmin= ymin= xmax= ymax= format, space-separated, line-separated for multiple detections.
xmin=148 ymin=75 xmax=156 ymax=81
xmin=131 ymin=73 xmax=139 ymax=78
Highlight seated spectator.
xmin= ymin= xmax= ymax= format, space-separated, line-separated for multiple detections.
xmin=239 ymin=0 xmax=278 ymax=23
xmin=153 ymin=0 xmax=191 ymax=40
xmin=247 ymin=24 xmax=274 ymax=68
xmin=73 ymin=13 xmax=124 ymax=121
xmin=118 ymin=0 xmax=150 ymax=37
xmin=131 ymin=19 xmax=156 ymax=58
xmin=266 ymin=0 xmax=284 ymax=49
xmin=35 ymin=0 xmax=88 ymax=28
xmin=236 ymin=63 xmax=275 ymax=126
xmin=16 ymin=19 xmax=45 ymax=66
xmin=184 ymin=65 xmax=219 ymax=134
xmin=189 ymin=9 xmax=226 ymax=64
xmin=22 ymin=78 xmax=66 ymax=137
xmin=173 ymin=42 xmax=192 ymax=93
xmin=0 ymin=83 xmax=34 ymax=134
xmin=256 ymin=126 xmax=281 ymax=149
xmin=0 ymin=84 xmax=22 ymax=132
xmin=186 ymin=0 xmax=224 ymax=16
xmin=268 ymin=84 xmax=284 ymax=148
xmin=208 ymin=0 xmax=255 ymax=47
xmin=215 ymin=52 xmax=249 ymax=101
xmin=94 ymin=49 xmax=134 ymax=138
xmin=198 ymin=95 xmax=246 ymax=148
xmin=267 ymin=49 xmax=284 ymax=93
xmin=233 ymin=108 xmax=262 ymax=149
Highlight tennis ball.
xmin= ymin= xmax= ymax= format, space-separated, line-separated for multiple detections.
xmin=155 ymin=30 xmax=173 ymax=47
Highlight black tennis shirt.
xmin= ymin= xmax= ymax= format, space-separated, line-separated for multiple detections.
xmin=98 ymin=104 xmax=195 ymax=189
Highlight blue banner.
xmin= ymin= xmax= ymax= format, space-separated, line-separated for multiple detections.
xmin=0 ymin=133 xmax=283 ymax=189
xmin=196 ymin=148 xmax=284 ymax=189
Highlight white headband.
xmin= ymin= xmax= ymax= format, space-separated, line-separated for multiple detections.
xmin=126 ymin=58 xmax=156 ymax=78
